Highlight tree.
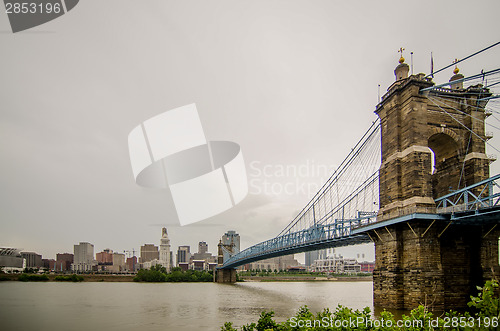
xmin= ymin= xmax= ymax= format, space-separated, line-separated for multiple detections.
xmin=151 ymin=264 xmax=167 ymax=274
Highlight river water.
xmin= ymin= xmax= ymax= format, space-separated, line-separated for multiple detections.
xmin=0 ymin=281 xmax=373 ymax=331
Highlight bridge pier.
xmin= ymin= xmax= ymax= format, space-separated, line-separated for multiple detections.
xmin=216 ymin=268 xmax=236 ymax=283
xmin=373 ymin=220 xmax=500 ymax=310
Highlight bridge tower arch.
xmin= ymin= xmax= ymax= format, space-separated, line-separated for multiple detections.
xmin=372 ymin=54 xmax=498 ymax=310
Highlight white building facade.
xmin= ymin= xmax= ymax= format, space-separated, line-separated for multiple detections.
xmin=72 ymin=242 xmax=97 ymax=272
xmin=159 ymin=227 xmax=171 ymax=272
xmin=311 ymin=255 xmax=361 ymax=274
xmin=143 ymin=228 xmax=171 ymax=272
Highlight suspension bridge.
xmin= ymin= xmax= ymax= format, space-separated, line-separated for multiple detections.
xmin=217 ymin=42 xmax=500 ymax=310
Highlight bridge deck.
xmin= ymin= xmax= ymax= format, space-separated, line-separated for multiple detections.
xmin=220 ymin=175 xmax=500 ymax=270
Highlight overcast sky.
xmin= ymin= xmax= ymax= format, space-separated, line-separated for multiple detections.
xmin=1 ymin=0 xmax=500 ymax=262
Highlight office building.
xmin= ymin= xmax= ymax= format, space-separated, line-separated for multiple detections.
xmin=126 ymin=256 xmax=137 ymax=272
xmin=96 ymin=249 xmax=113 ymax=264
xmin=198 ymin=242 xmax=208 ymax=254
xmin=21 ymin=252 xmax=43 ymax=268
xmin=72 ymin=242 xmax=96 ymax=272
xmin=111 ymin=252 xmax=126 ymax=272
xmin=159 ymin=227 xmax=171 ymax=272
xmin=140 ymin=244 xmax=159 ymax=264
xmin=176 ymin=246 xmax=191 ymax=266
xmin=305 ymin=249 xmax=327 ymax=267
xmin=191 ymin=242 xmax=216 ymax=264
xmin=56 ymin=253 xmax=74 ymax=271
xmin=141 ymin=228 xmax=172 ymax=272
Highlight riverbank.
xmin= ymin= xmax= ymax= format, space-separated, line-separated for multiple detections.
xmin=0 ymin=273 xmax=135 ymax=282
xmin=240 ymin=275 xmax=372 ymax=282
xmin=1 ymin=273 xmax=372 ymax=282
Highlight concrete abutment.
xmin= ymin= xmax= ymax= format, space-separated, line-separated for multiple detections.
xmin=216 ymin=268 xmax=236 ymax=283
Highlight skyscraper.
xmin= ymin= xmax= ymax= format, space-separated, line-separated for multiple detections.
xmin=21 ymin=252 xmax=43 ymax=268
xmin=72 ymin=242 xmax=96 ymax=272
xmin=198 ymin=241 xmax=208 ymax=254
xmin=139 ymin=244 xmax=159 ymax=264
xmin=96 ymin=249 xmax=113 ymax=264
xmin=191 ymin=242 xmax=216 ymax=264
xmin=56 ymin=253 xmax=73 ymax=271
xmin=159 ymin=227 xmax=171 ymax=272
xmin=305 ymin=249 xmax=327 ymax=267
xmin=176 ymin=246 xmax=191 ymax=266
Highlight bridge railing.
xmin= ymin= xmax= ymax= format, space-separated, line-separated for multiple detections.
xmin=222 ymin=213 xmax=377 ymax=268
xmin=435 ymin=174 xmax=500 ymax=214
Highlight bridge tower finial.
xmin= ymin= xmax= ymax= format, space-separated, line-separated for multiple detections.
xmin=398 ymin=47 xmax=405 ymax=64
xmin=394 ymin=47 xmax=409 ymax=81
xmin=449 ymin=58 xmax=464 ymax=89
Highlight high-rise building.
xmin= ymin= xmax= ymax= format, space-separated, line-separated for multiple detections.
xmin=176 ymin=246 xmax=191 ymax=266
xmin=191 ymin=242 xmax=216 ymax=265
xmin=140 ymin=244 xmax=159 ymax=264
xmin=56 ymin=253 xmax=73 ymax=271
xmin=305 ymin=249 xmax=327 ymax=267
xmin=141 ymin=228 xmax=172 ymax=271
xmin=198 ymin=242 xmax=208 ymax=254
xmin=21 ymin=252 xmax=43 ymax=268
xmin=42 ymin=259 xmax=52 ymax=269
xmin=96 ymin=249 xmax=113 ymax=265
xmin=126 ymin=256 xmax=137 ymax=272
xmin=159 ymin=227 xmax=171 ymax=272
xmin=72 ymin=242 xmax=96 ymax=272
xmin=111 ymin=252 xmax=126 ymax=272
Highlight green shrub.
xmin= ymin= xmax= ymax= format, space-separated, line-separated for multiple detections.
xmin=54 ymin=274 xmax=84 ymax=282
xmin=18 ymin=274 xmax=49 ymax=282
xmin=221 ymin=280 xmax=500 ymax=330
xmin=134 ymin=267 xmax=214 ymax=283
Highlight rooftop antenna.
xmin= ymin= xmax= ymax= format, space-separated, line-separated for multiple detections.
xmin=430 ymin=52 xmax=434 ymax=78
xmin=378 ymin=84 xmax=381 ymax=103
xmin=410 ymin=52 xmax=414 ymax=75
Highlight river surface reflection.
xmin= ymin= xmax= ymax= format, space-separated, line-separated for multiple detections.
xmin=0 ymin=281 xmax=373 ymax=331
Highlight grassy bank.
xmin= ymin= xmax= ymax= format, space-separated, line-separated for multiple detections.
xmin=239 ymin=271 xmax=372 ymax=282
xmin=0 ymin=273 xmax=135 ymax=282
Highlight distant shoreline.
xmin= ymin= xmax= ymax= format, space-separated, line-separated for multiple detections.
xmin=1 ymin=273 xmax=373 ymax=282
xmin=0 ymin=274 xmax=135 ymax=282
xmin=240 ymin=275 xmax=372 ymax=282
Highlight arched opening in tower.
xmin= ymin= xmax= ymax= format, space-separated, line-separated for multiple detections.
xmin=428 ymin=133 xmax=462 ymax=199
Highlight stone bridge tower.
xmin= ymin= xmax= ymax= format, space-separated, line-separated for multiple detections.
xmin=372 ymin=52 xmax=498 ymax=310
xmin=376 ymin=56 xmax=491 ymax=221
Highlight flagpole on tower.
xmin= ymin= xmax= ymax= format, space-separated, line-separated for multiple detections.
xmin=430 ymin=52 xmax=434 ymax=78
xmin=410 ymin=52 xmax=414 ymax=75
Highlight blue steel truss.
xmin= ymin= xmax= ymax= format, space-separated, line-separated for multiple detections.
xmin=435 ymin=174 xmax=500 ymax=220
xmin=221 ymin=174 xmax=500 ymax=269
